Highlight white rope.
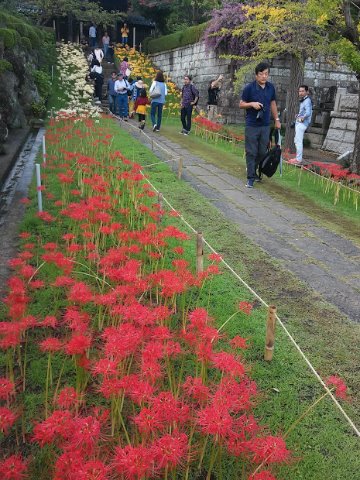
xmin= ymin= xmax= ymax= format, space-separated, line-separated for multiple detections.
xmin=142 ymin=173 xmax=360 ymax=438
xmin=111 ymin=111 xmax=359 ymax=434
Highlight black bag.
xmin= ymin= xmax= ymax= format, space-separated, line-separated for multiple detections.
xmin=259 ymin=144 xmax=281 ymax=178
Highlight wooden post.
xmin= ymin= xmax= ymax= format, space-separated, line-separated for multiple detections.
xmin=178 ymin=157 xmax=183 ymax=180
xmin=196 ymin=232 xmax=204 ymax=273
xmin=157 ymin=192 xmax=163 ymax=224
xmin=264 ymin=305 xmax=277 ymax=361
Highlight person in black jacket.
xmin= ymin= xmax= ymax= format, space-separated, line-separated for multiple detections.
xmin=207 ymin=74 xmax=223 ymax=122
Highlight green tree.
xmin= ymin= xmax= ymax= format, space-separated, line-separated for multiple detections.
xmin=206 ymin=0 xmax=328 ymax=152
xmin=308 ymin=0 xmax=360 ymax=172
xmin=21 ymin=0 xmax=123 ymax=30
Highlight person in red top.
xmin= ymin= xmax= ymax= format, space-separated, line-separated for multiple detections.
xmin=134 ymin=88 xmax=150 ymax=130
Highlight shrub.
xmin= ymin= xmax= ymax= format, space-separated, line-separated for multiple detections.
xmin=31 ymin=99 xmax=46 ymax=118
xmin=0 ymin=59 xmax=13 ymax=74
xmin=145 ymin=22 xmax=208 ymax=54
xmin=0 ymin=27 xmax=18 ymax=48
xmin=33 ymin=70 xmax=52 ymax=100
xmin=21 ymin=36 xmax=32 ymax=50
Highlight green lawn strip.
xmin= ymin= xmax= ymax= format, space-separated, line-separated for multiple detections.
xmin=2 ymin=116 xmax=359 ymax=478
xmin=159 ymin=118 xmax=360 ymax=243
xmin=106 ymin=120 xmax=360 ymax=478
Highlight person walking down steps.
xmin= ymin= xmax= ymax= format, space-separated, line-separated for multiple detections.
xmin=134 ymin=88 xmax=150 ymax=130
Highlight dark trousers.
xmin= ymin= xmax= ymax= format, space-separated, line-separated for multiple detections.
xmin=138 ymin=114 xmax=145 ymax=122
xmin=245 ymin=125 xmax=270 ymax=180
xmin=150 ymin=102 xmax=163 ymax=129
xmin=94 ymin=80 xmax=103 ymax=100
xmin=181 ymin=105 xmax=193 ymax=132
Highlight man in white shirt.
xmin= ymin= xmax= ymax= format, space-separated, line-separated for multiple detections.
xmin=115 ymin=73 xmax=130 ymax=120
xmin=89 ymin=24 xmax=96 ymax=47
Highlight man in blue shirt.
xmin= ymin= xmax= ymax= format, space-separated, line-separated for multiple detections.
xmin=289 ymin=85 xmax=313 ymax=165
xmin=107 ymin=71 xmax=117 ymax=115
xmin=240 ymin=62 xmax=281 ymax=188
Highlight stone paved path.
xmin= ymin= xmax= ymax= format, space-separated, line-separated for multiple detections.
xmin=120 ymin=120 xmax=360 ymax=323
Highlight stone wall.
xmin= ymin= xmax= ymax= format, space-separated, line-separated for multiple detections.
xmin=149 ymin=42 xmax=358 ymax=147
xmin=322 ymin=88 xmax=358 ymax=154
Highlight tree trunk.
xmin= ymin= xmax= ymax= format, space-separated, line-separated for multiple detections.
xmin=350 ymin=82 xmax=360 ymax=174
xmin=283 ymin=54 xmax=305 ymax=153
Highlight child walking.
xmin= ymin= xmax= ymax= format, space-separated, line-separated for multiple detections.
xmin=134 ymin=88 xmax=150 ymax=130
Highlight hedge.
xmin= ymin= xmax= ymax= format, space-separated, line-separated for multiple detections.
xmin=0 ymin=28 xmax=18 ymax=48
xmin=0 ymin=59 xmax=13 ymax=74
xmin=144 ymin=22 xmax=208 ymax=54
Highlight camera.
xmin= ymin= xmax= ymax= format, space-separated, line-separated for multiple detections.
xmin=256 ymin=107 xmax=264 ymax=120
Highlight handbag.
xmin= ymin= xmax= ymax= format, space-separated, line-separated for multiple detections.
xmin=125 ymin=67 xmax=131 ymax=77
xmin=150 ymin=82 xmax=162 ymax=99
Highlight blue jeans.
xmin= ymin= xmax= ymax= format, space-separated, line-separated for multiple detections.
xmin=245 ymin=125 xmax=270 ymax=180
xmin=117 ymin=94 xmax=128 ymax=118
xmin=90 ymin=37 xmax=96 ymax=47
xmin=122 ymin=37 xmax=128 ymax=44
xmin=151 ymin=102 xmax=164 ymax=129
xmin=181 ymin=105 xmax=193 ymax=132
xmin=108 ymin=94 xmax=117 ymax=114
xmin=103 ymin=44 xmax=109 ymax=59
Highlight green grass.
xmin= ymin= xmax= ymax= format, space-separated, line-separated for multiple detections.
xmin=159 ymin=117 xmax=360 ymax=243
xmin=2 ymin=113 xmax=360 ymax=479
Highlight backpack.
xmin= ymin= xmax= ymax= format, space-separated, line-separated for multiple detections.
xmin=259 ymin=144 xmax=281 ymax=178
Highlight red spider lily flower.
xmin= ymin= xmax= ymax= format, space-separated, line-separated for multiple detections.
xmin=19 ymin=197 xmax=31 ymax=204
xmin=197 ymin=405 xmax=233 ymax=437
xmin=0 ymin=323 xmax=23 ymax=349
xmin=32 ymin=409 xmax=73 ymax=446
xmin=78 ymin=354 xmax=91 ymax=370
xmin=19 ymin=264 xmax=36 ymax=279
xmin=326 ymin=375 xmax=349 ymax=400
xmin=92 ymin=358 xmax=118 ymax=377
xmin=230 ymin=336 xmax=250 ymax=350
xmin=63 ymin=307 xmax=91 ymax=331
xmin=160 ymin=225 xmax=190 ymax=241
xmin=119 ymin=375 xmax=155 ymax=405
xmin=168 ymin=210 xmax=181 ymax=217
xmin=226 ymin=414 xmax=261 ymax=456
xmin=22 ymin=243 xmax=35 ymax=250
xmin=113 ymin=445 xmax=154 ymax=480
xmin=79 ymin=460 xmax=110 ymax=480
xmin=212 ymin=352 xmax=245 ymax=378
xmin=151 ymin=431 xmax=188 ymax=470
xmin=0 ymin=454 xmax=28 ymax=480
xmin=67 ymin=415 xmax=101 ymax=454
xmin=239 ymin=301 xmax=254 ymax=315
xmin=0 ymin=378 xmax=15 ymax=399
xmin=39 ymin=337 xmax=63 ymax=353
xmin=102 ymin=324 xmax=143 ymax=361
xmin=43 ymin=242 xmax=58 ymax=251
xmin=188 ymin=308 xmax=211 ymax=329
xmin=247 ymin=435 xmax=291 ymax=464
xmin=56 ymin=386 xmax=79 ymax=409
xmin=141 ymin=358 xmax=163 ymax=383
xmin=68 ymin=282 xmax=93 ymax=304
xmin=173 ymin=246 xmax=184 ymax=255
xmin=36 ymin=211 xmax=55 ymax=222
xmin=182 ymin=376 xmax=210 ymax=403
xmin=53 ymin=450 xmax=84 ymax=480
xmin=40 ymin=315 xmax=57 ymax=328
xmin=18 ymin=251 xmax=33 ymax=261
xmin=8 ymin=258 xmax=24 ymax=269
xmin=53 ymin=276 xmax=75 ymax=287
xmin=151 ymin=392 xmax=190 ymax=426
xmin=0 ymin=406 xmax=18 ymax=434
xmin=64 ymin=333 xmax=91 ymax=356
xmin=29 ymin=279 xmax=45 ymax=289
xmin=133 ymin=406 xmax=164 ymax=434
xmin=249 ymin=471 xmax=277 ymax=480
xmin=163 ymin=340 xmax=182 ymax=358
xmin=213 ymin=377 xmax=257 ymax=413
xmin=62 ymin=233 xmax=76 ymax=242
xmin=37 ymin=185 xmax=46 ymax=191
xmin=208 ymin=252 xmax=222 ymax=263
xmin=19 ymin=232 xmax=31 ymax=239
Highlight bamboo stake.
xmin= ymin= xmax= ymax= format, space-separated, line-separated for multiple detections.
xmin=35 ymin=163 xmax=43 ymax=213
xmin=42 ymin=135 xmax=46 ymax=163
xmin=264 ymin=305 xmax=277 ymax=361
xmin=196 ymin=232 xmax=204 ymax=273
xmin=178 ymin=157 xmax=183 ymax=180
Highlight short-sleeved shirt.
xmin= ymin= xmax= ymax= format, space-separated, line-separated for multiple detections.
xmin=241 ymin=80 xmax=276 ymax=127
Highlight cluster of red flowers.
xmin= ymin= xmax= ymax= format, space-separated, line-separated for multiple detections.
xmin=194 ymin=116 xmax=245 ymax=142
xmin=309 ymin=161 xmax=360 ymax=186
xmin=0 ymin=115 xmax=348 ymax=479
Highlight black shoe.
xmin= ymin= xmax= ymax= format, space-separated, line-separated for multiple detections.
xmin=153 ymin=125 xmax=157 ymax=132
xmin=255 ymin=174 xmax=261 ymax=182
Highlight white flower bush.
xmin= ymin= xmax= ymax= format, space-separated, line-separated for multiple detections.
xmin=56 ymin=42 xmax=102 ymax=118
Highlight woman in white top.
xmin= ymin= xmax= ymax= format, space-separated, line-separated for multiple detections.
xmin=149 ymin=71 xmax=168 ymax=132
xmin=91 ymin=61 xmax=103 ymax=100
xmin=94 ymin=46 xmax=104 ymax=64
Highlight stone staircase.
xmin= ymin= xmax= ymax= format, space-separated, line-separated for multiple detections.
xmin=100 ymin=60 xmax=117 ymax=110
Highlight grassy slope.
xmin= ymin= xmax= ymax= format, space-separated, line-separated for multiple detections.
xmin=159 ymin=118 xmax=360 ymax=244
xmin=108 ymin=121 xmax=360 ymax=479
xmin=2 ymin=113 xmax=359 ymax=479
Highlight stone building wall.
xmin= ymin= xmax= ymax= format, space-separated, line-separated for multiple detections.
xmin=149 ymin=42 xmax=358 ymax=148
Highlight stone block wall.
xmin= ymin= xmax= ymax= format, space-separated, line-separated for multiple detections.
xmin=149 ymin=42 xmax=359 ymax=130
